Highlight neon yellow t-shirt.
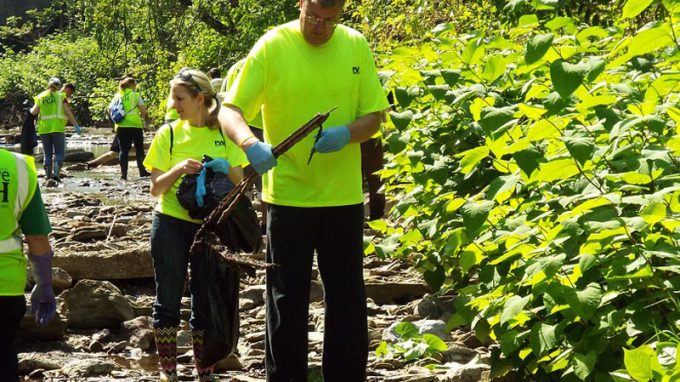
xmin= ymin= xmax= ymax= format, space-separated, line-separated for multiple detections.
xmin=224 ymin=59 xmax=263 ymax=129
xmin=143 ymin=120 xmax=248 ymax=223
xmin=224 ymin=21 xmax=389 ymax=207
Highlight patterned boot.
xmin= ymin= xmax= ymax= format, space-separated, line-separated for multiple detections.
xmin=191 ymin=329 xmax=215 ymax=382
xmin=154 ymin=326 xmax=179 ymax=382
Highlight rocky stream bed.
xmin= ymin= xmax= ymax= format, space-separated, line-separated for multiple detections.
xmin=2 ymin=128 xmax=497 ymax=382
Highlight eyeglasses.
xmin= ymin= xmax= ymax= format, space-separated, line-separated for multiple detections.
xmin=304 ymin=13 xmax=341 ymax=29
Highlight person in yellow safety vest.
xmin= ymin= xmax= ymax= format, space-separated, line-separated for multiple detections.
xmin=109 ymin=76 xmax=150 ymax=180
xmin=0 ymin=149 xmax=56 ymax=382
xmin=30 ymin=77 xmax=82 ymax=181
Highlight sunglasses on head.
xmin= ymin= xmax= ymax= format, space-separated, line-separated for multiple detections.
xmin=176 ymin=70 xmax=203 ymax=90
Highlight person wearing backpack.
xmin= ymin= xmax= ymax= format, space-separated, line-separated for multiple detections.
xmin=143 ymin=69 xmax=247 ymax=382
xmin=30 ymin=77 xmax=82 ymax=181
xmin=109 ymin=76 xmax=150 ymax=180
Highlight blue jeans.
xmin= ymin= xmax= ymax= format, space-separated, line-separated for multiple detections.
xmin=150 ymin=212 xmax=210 ymax=330
xmin=40 ymin=132 xmax=65 ymax=166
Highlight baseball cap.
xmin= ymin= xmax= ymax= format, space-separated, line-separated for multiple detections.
xmin=48 ymin=77 xmax=62 ymax=87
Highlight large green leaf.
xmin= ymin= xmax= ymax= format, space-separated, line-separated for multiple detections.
xmin=389 ymin=110 xmax=414 ymax=131
xmin=529 ymin=322 xmax=558 ymax=357
xmin=441 ymin=69 xmax=462 ymax=86
xmin=623 ymin=347 xmax=654 ymax=382
xmin=479 ymin=106 xmax=515 ymax=138
xmin=501 ymin=295 xmax=531 ymax=324
xmin=483 ymin=54 xmax=508 ymax=82
xmin=550 ymin=59 xmax=584 ymax=97
xmin=513 ymin=147 xmax=543 ymax=176
xmin=422 ymin=333 xmax=448 ymax=351
xmin=486 ymin=173 xmax=521 ymax=202
xmin=628 ymin=23 xmax=675 ymax=58
xmin=461 ymin=201 xmax=494 ymax=235
xmin=564 ymin=283 xmax=602 ymax=321
xmin=564 ymin=136 xmax=596 ymax=165
xmin=458 ymin=146 xmax=490 ymax=174
xmin=640 ymin=202 xmax=667 ymax=226
xmin=622 ymin=0 xmax=656 ymax=19
xmin=573 ymin=351 xmax=597 ymax=381
xmin=525 ymin=33 xmax=554 ymax=64
xmin=394 ymin=87 xmax=419 ymax=109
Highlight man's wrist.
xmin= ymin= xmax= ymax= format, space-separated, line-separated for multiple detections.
xmin=240 ymin=135 xmax=258 ymax=150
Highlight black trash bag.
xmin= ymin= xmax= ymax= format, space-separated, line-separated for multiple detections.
xmin=176 ymin=155 xmax=261 ymax=253
xmin=176 ymin=155 xmax=233 ymax=220
xmin=20 ymin=101 xmax=37 ymax=156
xmin=199 ymin=246 xmax=240 ymax=368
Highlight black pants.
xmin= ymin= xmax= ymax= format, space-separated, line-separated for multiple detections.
xmin=360 ymin=138 xmax=386 ymax=220
xmin=117 ymin=127 xmax=147 ymax=179
xmin=265 ymin=204 xmax=367 ymax=382
xmin=0 ymin=296 xmax=26 ymax=382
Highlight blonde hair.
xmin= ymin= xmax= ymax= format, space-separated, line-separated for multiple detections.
xmin=119 ymin=76 xmax=137 ymax=91
xmin=169 ymin=69 xmax=220 ymax=129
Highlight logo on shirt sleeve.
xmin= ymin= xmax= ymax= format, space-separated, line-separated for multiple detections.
xmin=215 ymin=140 xmax=226 ymax=147
xmin=352 ymin=66 xmax=360 ymax=74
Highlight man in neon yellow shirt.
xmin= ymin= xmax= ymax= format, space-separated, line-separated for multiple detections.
xmin=219 ymin=1 xmax=388 ymax=380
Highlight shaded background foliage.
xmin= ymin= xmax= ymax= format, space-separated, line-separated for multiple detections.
xmin=0 ymin=0 xmax=298 ymax=125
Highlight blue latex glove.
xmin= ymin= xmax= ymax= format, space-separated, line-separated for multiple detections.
xmin=195 ymin=167 xmax=207 ymax=208
xmin=246 ymin=141 xmax=277 ymax=175
xmin=313 ymin=125 xmax=350 ymax=153
xmin=29 ymin=251 xmax=56 ymax=326
xmin=204 ymin=158 xmax=230 ymax=174
xmin=74 ymin=125 xmax=82 ymax=135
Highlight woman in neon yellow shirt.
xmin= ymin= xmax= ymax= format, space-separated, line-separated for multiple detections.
xmin=143 ymin=69 xmax=247 ymax=382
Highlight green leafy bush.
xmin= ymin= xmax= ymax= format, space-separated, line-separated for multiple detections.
xmin=371 ymin=0 xmax=680 ymax=379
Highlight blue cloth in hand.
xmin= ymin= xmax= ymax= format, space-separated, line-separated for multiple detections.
xmin=313 ymin=125 xmax=350 ymax=153
xmin=246 ymin=141 xmax=277 ymax=175
xmin=195 ymin=167 xmax=207 ymax=208
xmin=75 ymin=125 xmax=82 ymax=135
xmin=204 ymin=158 xmax=230 ymax=174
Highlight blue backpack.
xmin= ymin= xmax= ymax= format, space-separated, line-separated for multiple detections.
xmin=109 ymin=96 xmax=126 ymax=123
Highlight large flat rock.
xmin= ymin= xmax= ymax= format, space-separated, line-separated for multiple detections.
xmin=52 ymin=243 xmax=153 ymax=280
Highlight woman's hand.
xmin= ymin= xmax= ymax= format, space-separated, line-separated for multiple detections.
xmin=149 ymin=158 xmax=204 ymax=197
xmin=176 ymin=158 xmax=204 ymax=175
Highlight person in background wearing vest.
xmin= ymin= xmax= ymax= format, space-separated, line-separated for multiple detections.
xmin=208 ymin=67 xmax=222 ymax=93
xmin=220 ymin=0 xmax=389 ymax=380
xmin=30 ymin=77 xmax=82 ymax=181
xmin=143 ymin=69 xmax=247 ymax=382
xmin=0 ymin=149 xmax=56 ymax=382
xmin=109 ymin=76 xmax=150 ymax=180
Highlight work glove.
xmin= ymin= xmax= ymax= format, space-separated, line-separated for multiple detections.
xmin=246 ymin=141 xmax=277 ymax=175
xmin=75 ymin=125 xmax=82 ymax=135
xmin=204 ymin=158 xmax=230 ymax=175
xmin=28 ymin=251 xmax=57 ymax=326
xmin=313 ymin=125 xmax=350 ymax=153
xmin=195 ymin=167 xmax=208 ymax=208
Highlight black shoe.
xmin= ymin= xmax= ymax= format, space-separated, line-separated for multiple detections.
xmin=139 ymin=170 xmax=151 ymax=177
